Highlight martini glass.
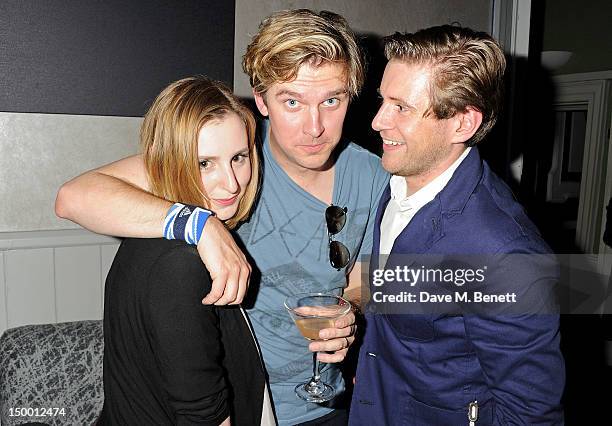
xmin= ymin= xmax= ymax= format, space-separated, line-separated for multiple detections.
xmin=284 ymin=293 xmax=351 ymax=403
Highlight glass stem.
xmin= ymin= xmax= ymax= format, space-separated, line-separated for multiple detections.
xmin=312 ymin=351 xmax=321 ymax=382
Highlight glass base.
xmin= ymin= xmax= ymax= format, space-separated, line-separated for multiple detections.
xmin=295 ymin=380 xmax=335 ymax=403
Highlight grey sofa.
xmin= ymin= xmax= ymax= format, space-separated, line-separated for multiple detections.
xmin=0 ymin=320 xmax=103 ymax=426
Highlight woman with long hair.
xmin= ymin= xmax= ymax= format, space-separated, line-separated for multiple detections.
xmin=97 ymin=76 xmax=273 ymax=425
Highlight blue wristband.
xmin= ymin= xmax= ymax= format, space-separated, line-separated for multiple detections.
xmin=163 ymin=203 xmax=213 ymax=245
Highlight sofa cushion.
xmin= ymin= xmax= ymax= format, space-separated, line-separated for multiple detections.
xmin=0 ymin=320 xmax=103 ymax=425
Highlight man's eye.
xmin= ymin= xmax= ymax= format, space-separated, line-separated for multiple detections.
xmin=286 ymin=99 xmax=298 ymax=108
xmin=324 ymin=98 xmax=339 ymax=106
xmin=199 ymin=160 xmax=210 ymax=169
xmin=396 ymin=104 xmax=405 ymax=112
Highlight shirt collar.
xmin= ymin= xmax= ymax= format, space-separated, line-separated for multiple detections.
xmin=389 ymin=147 xmax=472 ymax=212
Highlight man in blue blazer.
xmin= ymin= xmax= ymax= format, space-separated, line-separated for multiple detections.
xmin=349 ymin=26 xmax=564 ymax=425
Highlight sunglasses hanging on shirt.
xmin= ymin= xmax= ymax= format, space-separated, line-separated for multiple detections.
xmin=325 ymin=205 xmax=350 ymax=270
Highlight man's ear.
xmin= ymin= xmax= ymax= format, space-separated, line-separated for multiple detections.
xmin=253 ymin=89 xmax=269 ymax=117
xmin=451 ymin=107 xmax=483 ymax=143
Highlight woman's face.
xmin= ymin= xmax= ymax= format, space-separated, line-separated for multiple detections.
xmin=198 ymin=112 xmax=252 ymax=221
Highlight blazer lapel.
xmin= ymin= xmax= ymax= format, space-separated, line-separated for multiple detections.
xmin=391 ymin=196 xmax=444 ymax=256
xmin=370 ymin=185 xmax=391 ymax=274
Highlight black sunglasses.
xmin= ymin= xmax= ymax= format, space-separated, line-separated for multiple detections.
xmin=326 ymin=205 xmax=350 ymax=270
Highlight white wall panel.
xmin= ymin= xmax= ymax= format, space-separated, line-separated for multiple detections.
xmin=0 ymin=252 xmax=7 ymax=335
xmin=0 ymin=230 xmax=119 ymax=335
xmin=54 ymin=246 xmax=102 ymax=323
xmin=100 ymin=243 xmax=121 ymax=310
xmin=5 ymin=248 xmax=55 ymax=328
xmin=0 ymin=112 xmax=141 ymax=232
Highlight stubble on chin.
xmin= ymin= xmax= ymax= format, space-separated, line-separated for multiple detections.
xmin=381 ymin=151 xmax=419 ymax=177
xmin=381 ymin=154 xmax=399 ymax=175
xmin=384 ymin=142 xmax=453 ymax=178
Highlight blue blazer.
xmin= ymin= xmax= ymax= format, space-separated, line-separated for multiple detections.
xmin=349 ymin=149 xmax=564 ymax=425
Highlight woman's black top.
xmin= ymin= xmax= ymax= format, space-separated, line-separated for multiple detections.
xmin=98 ymin=238 xmax=266 ymax=425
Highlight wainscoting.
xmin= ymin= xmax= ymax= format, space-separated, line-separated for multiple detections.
xmin=0 ymin=230 xmax=120 ymax=337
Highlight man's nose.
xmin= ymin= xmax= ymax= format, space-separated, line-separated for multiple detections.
xmin=304 ymin=108 xmax=325 ymax=138
xmin=372 ymin=104 xmax=392 ymax=132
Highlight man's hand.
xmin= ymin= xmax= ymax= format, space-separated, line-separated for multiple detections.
xmin=197 ymin=217 xmax=251 ymax=305
xmin=308 ymin=310 xmax=356 ymax=363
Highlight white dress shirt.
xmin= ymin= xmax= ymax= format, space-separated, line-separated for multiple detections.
xmin=379 ymin=147 xmax=472 ymax=257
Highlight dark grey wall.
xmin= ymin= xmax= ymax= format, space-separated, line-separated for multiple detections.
xmin=543 ymin=0 xmax=612 ymax=74
xmin=0 ymin=0 xmax=235 ymax=116
xmin=0 ymin=1 xmax=235 ymax=232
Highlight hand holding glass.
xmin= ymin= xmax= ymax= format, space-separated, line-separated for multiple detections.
xmin=284 ymin=293 xmax=351 ymax=403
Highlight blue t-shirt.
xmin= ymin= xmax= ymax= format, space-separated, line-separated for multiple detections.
xmin=236 ymin=120 xmax=389 ymax=425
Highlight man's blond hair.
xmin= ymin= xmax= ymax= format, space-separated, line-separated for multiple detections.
xmin=384 ymin=25 xmax=506 ymax=145
xmin=242 ymin=9 xmax=364 ymax=98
